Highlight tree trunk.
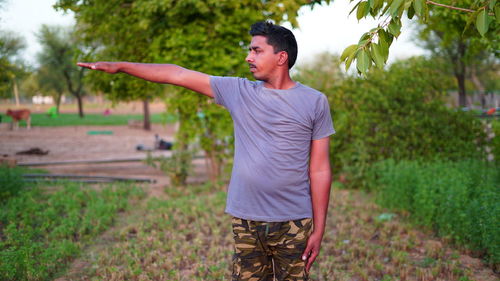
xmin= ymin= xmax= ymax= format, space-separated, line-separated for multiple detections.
xmin=456 ymin=41 xmax=467 ymax=108
xmin=456 ymin=73 xmax=467 ymax=108
xmin=76 ymin=95 xmax=84 ymax=118
xmin=143 ymin=99 xmax=151 ymax=130
xmin=469 ymin=66 xmax=486 ymax=109
xmin=55 ymin=92 xmax=63 ymax=114
xmin=205 ymin=148 xmax=221 ymax=186
xmin=13 ymin=80 xmax=20 ymax=107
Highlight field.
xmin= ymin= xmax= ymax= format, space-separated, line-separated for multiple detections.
xmin=1 ymin=112 xmax=176 ymax=127
xmin=0 ymin=103 xmax=498 ymax=281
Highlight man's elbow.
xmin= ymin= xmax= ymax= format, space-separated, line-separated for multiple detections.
xmin=165 ymin=65 xmax=186 ymax=85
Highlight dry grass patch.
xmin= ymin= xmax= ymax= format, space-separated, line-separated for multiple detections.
xmin=57 ymin=184 xmax=498 ymax=281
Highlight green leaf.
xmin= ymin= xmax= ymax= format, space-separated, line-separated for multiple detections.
xmin=464 ymin=10 xmax=479 ymax=35
xmin=381 ymin=0 xmax=394 ymax=15
xmin=495 ymin=5 xmax=500 ymax=24
xmin=377 ymin=29 xmax=391 ymax=61
xmin=413 ymin=0 xmax=424 ymax=17
xmin=373 ymin=0 xmax=384 ymax=10
xmin=389 ymin=0 xmax=404 ymax=16
xmin=358 ymin=32 xmax=371 ymax=44
xmin=388 ymin=19 xmax=402 ymax=37
xmin=403 ymin=0 xmax=412 ymax=10
xmin=356 ymin=49 xmax=371 ymax=74
xmin=349 ymin=1 xmax=362 ymax=15
xmin=341 ymin=44 xmax=359 ymax=62
xmin=370 ymin=43 xmax=384 ymax=69
xmin=407 ymin=4 xmax=415 ymax=19
xmin=345 ymin=51 xmax=357 ymax=71
xmin=378 ymin=30 xmax=387 ymax=49
xmin=489 ymin=0 xmax=497 ymax=10
xmin=475 ymin=9 xmax=490 ymax=36
xmin=357 ymin=1 xmax=369 ymax=20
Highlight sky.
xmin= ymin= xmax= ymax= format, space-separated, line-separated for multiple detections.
xmin=0 ymin=0 xmax=425 ymax=67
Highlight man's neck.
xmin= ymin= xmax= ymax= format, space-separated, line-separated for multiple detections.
xmin=262 ymin=73 xmax=296 ymax=90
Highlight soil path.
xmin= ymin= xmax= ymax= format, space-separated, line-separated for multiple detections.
xmin=0 ymin=124 xmax=209 ymax=197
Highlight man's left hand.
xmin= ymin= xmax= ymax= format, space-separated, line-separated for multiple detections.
xmin=302 ymin=231 xmax=323 ymax=273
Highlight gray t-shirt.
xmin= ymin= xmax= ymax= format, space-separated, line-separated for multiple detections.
xmin=210 ymin=76 xmax=335 ymax=222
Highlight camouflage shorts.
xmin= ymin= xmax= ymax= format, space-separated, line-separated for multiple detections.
xmin=231 ymin=217 xmax=313 ymax=281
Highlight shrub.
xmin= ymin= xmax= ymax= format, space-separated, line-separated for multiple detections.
xmin=333 ymin=58 xmax=485 ymax=188
xmin=371 ymin=159 xmax=499 ymax=264
xmin=0 ymin=182 xmax=144 ymax=281
xmin=0 ymin=165 xmax=24 ymax=203
xmin=297 ymin=55 xmax=485 ymax=188
xmin=145 ymin=149 xmax=194 ymax=186
xmin=490 ymin=119 xmax=499 ymax=161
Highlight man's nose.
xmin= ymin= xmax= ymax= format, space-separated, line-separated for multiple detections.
xmin=245 ymin=53 xmax=253 ymax=63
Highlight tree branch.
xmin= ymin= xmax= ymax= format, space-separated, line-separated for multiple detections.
xmin=426 ymin=1 xmax=475 ymax=13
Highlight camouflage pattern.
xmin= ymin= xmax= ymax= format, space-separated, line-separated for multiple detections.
xmin=231 ymin=217 xmax=312 ymax=281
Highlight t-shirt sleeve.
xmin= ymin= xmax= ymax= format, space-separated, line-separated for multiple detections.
xmin=312 ymin=95 xmax=336 ymax=140
xmin=210 ymin=76 xmax=241 ymax=111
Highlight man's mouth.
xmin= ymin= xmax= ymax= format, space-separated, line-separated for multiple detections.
xmin=249 ymin=64 xmax=257 ymax=71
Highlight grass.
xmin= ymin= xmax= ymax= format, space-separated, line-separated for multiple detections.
xmin=0 ymin=166 xmax=146 ymax=281
xmin=54 ymin=182 xmax=495 ymax=281
xmin=370 ymin=159 xmax=500 ymax=266
xmin=0 ymin=113 xmax=177 ymax=127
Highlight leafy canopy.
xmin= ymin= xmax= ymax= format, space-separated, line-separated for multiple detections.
xmin=0 ymin=30 xmax=26 ymax=98
xmin=341 ymin=0 xmax=499 ymax=75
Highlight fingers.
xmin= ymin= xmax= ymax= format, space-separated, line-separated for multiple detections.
xmin=302 ymin=239 xmax=320 ymax=273
xmin=302 ymin=243 xmax=312 ymax=263
xmin=77 ymin=62 xmax=97 ymax=70
xmin=305 ymin=250 xmax=318 ymax=273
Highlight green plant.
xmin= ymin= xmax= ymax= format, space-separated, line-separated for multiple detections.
xmin=371 ymin=159 xmax=499 ymax=264
xmin=326 ymin=57 xmax=483 ymax=188
xmin=0 ymin=182 xmax=144 ymax=281
xmin=490 ymin=119 xmax=499 ymax=161
xmin=0 ymin=165 xmax=24 ymax=203
xmin=145 ymin=149 xmax=195 ymax=187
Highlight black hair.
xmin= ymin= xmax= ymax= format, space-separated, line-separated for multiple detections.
xmin=249 ymin=21 xmax=298 ymax=69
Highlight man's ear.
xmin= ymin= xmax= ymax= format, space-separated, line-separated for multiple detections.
xmin=277 ymin=51 xmax=288 ymax=67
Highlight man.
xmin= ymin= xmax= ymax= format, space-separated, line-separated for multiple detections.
xmin=78 ymin=21 xmax=335 ymax=281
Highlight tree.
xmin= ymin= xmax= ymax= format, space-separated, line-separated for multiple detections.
xmin=293 ymin=52 xmax=345 ymax=91
xmin=21 ymin=66 xmax=68 ymax=113
xmin=0 ymin=30 xmax=27 ymax=105
xmin=36 ymin=25 xmax=87 ymax=117
xmin=341 ymin=0 xmax=499 ymax=75
xmin=416 ymin=1 xmax=499 ymax=107
xmin=55 ymin=0 xmax=324 ymax=185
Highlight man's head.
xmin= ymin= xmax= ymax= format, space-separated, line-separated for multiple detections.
xmin=246 ymin=21 xmax=297 ymax=82
xmin=249 ymin=21 xmax=298 ymax=69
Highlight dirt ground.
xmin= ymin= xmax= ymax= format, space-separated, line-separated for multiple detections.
xmin=2 ymin=119 xmax=498 ymax=281
xmin=0 ymin=124 xmax=209 ymax=195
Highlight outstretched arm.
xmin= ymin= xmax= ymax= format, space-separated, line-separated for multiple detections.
xmin=302 ymin=136 xmax=332 ymax=273
xmin=77 ymin=62 xmax=214 ymax=98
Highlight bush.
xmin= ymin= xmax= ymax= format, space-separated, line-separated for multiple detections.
xmin=0 ymin=182 xmax=144 ymax=281
xmin=0 ymin=165 xmax=24 ymax=203
xmin=145 ymin=149 xmax=194 ymax=186
xmin=297 ymin=56 xmax=485 ymax=188
xmin=490 ymin=119 xmax=500 ymax=161
xmin=333 ymin=58 xmax=485 ymax=187
xmin=371 ymin=159 xmax=499 ymax=264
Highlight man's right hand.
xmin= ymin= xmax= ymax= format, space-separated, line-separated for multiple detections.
xmin=77 ymin=62 xmax=120 ymax=74
xmin=75 ymin=61 xmax=214 ymax=98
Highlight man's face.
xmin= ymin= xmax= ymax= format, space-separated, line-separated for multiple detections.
xmin=245 ymin=35 xmax=281 ymax=81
